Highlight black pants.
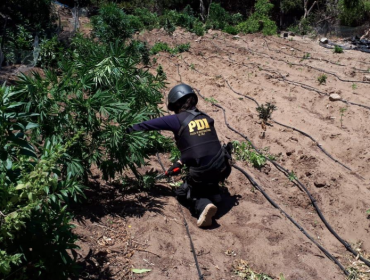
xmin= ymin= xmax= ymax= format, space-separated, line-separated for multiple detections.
xmin=175 ymin=147 xmax=232 ymax=216
xmin=175 ymin=181 xmax=220 ymax=216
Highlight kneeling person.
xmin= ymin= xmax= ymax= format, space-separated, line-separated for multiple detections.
xmin=128 ymin=84 xmax=231 ymax=227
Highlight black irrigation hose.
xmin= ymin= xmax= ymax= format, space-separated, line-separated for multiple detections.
xmin=231 ymin=164 xmax=349 ymax=276
xmin=261 ymin=39 xmax=370 ymax=85
xmin=195 ymin=89 xmax=370 ymax=269
xmin=169 ymin=52 xmax=361 ymax=176
xmin=156 ymin=153 xmax=204 ymax=280
xmin=265 ymin=37 xmax=370 ymax=67
xmin=224 ymin=80 xmax=356 ymax=173
xmin=196 ymin=38 xmax=370 ymax=110
xmin=178 ymin=52 xmax=357 ymax=173
xmin=224 ymin=37 xmax=370 ymax=85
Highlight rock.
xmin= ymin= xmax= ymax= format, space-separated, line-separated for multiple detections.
xmin=305 ymin=171 xmax=312 ymax=177
xmin=363 ymin=75 xmax=370 ymax=81
xmin=261 ymin=164 xmax=271 ymax=175
xmin=314 ymin=180 xmax=327 ymax=188
xmin=233 ymin=35 xmax=240 ymax=39
xmin=79 ymin=8 xmax=88 ymax=17
xmin=286 ymin=149 xmax=295 ymax=156
xmin=289 ymin=32 xmax=295 ymax=36
xmin=329 ymin=94 xmax=341 ymax=101
xmin=290 ymin=48 xmax=294 ymax=51
xmin=320 ymin=38 xmax=329 ymax=44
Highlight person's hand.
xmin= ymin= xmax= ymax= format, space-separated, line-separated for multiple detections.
xmin=166 ymin=161 xmax=182 ymax=176
xmin=125 ymin=126 xmax=134 ymax=134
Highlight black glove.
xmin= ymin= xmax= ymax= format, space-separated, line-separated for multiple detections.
xmin=166 ymin=161 xmax=182 ymax=176
xmin=125 ymin=126 xmax=134 ymax=134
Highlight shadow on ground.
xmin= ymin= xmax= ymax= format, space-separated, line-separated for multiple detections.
xmin=72 ymin=178 xmax=173 ymax=224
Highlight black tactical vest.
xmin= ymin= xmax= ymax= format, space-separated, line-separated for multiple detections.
xmin=175 ymin=109 xmax=221 ymax=164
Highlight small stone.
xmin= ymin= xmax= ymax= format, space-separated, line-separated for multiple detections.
xmin=233 ymin=35 xmax=240 ymax=39
xmin=261 ymin=164 xmax=271 ymax=175
xmin=329 ymin=94 xmax=341 ymax=101
xmin=363 ymin=75 xmax=370 ymax=81
xmin=286 ymin=149 xmax=295 ymax=156
xmin=320 ymin=38 xmax=329 ymax=44
xmin=305 ymin=171 xmax=312 ymax=177
xmin=289 ymin=32 xmax=295 ymax=36
xmin=314 ymin=181 xmax=327 ymax=188
xmin=290 ymin=48 xmax=294 ymax=51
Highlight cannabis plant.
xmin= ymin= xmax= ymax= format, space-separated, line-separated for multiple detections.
xmin=0 ymin=85 xmax=84 ymax=279
xmin=256 ymin=102 xmax=277 ymax=124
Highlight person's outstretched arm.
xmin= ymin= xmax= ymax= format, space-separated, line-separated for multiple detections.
xmin=128 ymin=115 xmax=180 ymax=133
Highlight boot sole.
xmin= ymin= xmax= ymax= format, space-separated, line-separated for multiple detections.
xmin=197 ymin=204 xmax=217 ymax=227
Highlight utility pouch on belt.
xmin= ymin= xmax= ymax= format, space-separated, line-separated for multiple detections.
xmin=175 ymin=181 xmax=192 ymax=201
xmin=189 ymin=145 xmax=232 ymax=185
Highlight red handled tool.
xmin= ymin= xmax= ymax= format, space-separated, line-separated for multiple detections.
xmin=155 ymin=167 xmax=181 ymax=180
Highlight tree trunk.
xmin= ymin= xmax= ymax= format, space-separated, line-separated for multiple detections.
xmin=199 ymin=0 xmax=206 ymax=21
xmin=303 ymin=0 xmax=317 ymax=19
xmin=199 ymin=0 xmax=213 ymax=22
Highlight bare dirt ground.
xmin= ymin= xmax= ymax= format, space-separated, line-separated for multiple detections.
xmin=72 ymin=29 xmax=370 ymax=280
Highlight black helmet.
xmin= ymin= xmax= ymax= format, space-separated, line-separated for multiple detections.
xmin=167 ymin=84 xmax=198 ymax=111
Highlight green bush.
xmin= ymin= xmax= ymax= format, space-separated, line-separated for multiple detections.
xmin=175 ymin=42 xmax=190 ymax=53
xmin=150 ymin=42 xmax=190 ymax=55
xmin=91 ymin=3 xmax=134 ymax=43
xmin=232 ymin=140 xmax=266 ymax=168
xmin=127 ymin=40 xmax=151 ymax=65
xmin=338 ymin=0 xmax=370 ymax=26
xmin=3 ymin=24 xmax=34 ymax=65
xmin=0 ymin=30 xmax=173 ymax=277
xmin=0 ymin=85 xmax=85 ymax=279
xmin=224 ymin=25 xmax=239 ymax=35
xmin=193 ymin=21 xmax=205 ymax=36
xmin=334 ymin=45 xmax=344 ymax=53
xmin=160 ymin=7 xmax=205 ymax=36
xmin=231 ymin=13 xmax=244 ymax=25
xmin=237 ymin=0 xmax=277 ymax=35
xmin=150 ymin=42 xmax=171 ymax=54
xmin=38 ymin=36 xmax=65 ymax=68
xmin=207 ymin=3 xmax=231 ymax=30
xmin=127 ymin=14 xmax=145 ymax=32
xmin=133 ymin=7 xmax=159 ymax=30
xmin=288 ymin=17 xmax=313 ymax=36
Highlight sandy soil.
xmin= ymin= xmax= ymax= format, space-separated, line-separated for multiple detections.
xmin=72 ymin=29 xmax=370 ymax=280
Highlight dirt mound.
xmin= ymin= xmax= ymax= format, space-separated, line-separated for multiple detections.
xmin=75 ymin=29 xmax=370 ymax=280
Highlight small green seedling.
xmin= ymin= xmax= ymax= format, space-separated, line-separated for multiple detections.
xmin=352 ymin=83 xmax=357 ymax=90
xmin=232 ymin=140 xmax=267 ymax=168
xmin=288 ymin=171 xmax=297 ymax=181
xmin=366 ymin=209 xmax=370 ymax=215
xmin=289 ymin=37 xmax=293 ymax=41
xmin=334 ymin=45 xmax=343 ymax=53
xmin=279 ymin=274 xmax=286 ymax=280
xmin=190 ymin=63 xmax=195 ymax=70
xmin=156 ymin=65 xmax=166 ymax=80
xmin=204 ymin=97 xmax=218 ymax=104
xmin=256 ymin=102 xmax=277 ymax=124
xmin=339 ymin=107 xmax=347 ymax=128
xmin=317 ymin=74 xmax=327 ymax=85
xmin=302 ymin=53 xmax=311 ymax=59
